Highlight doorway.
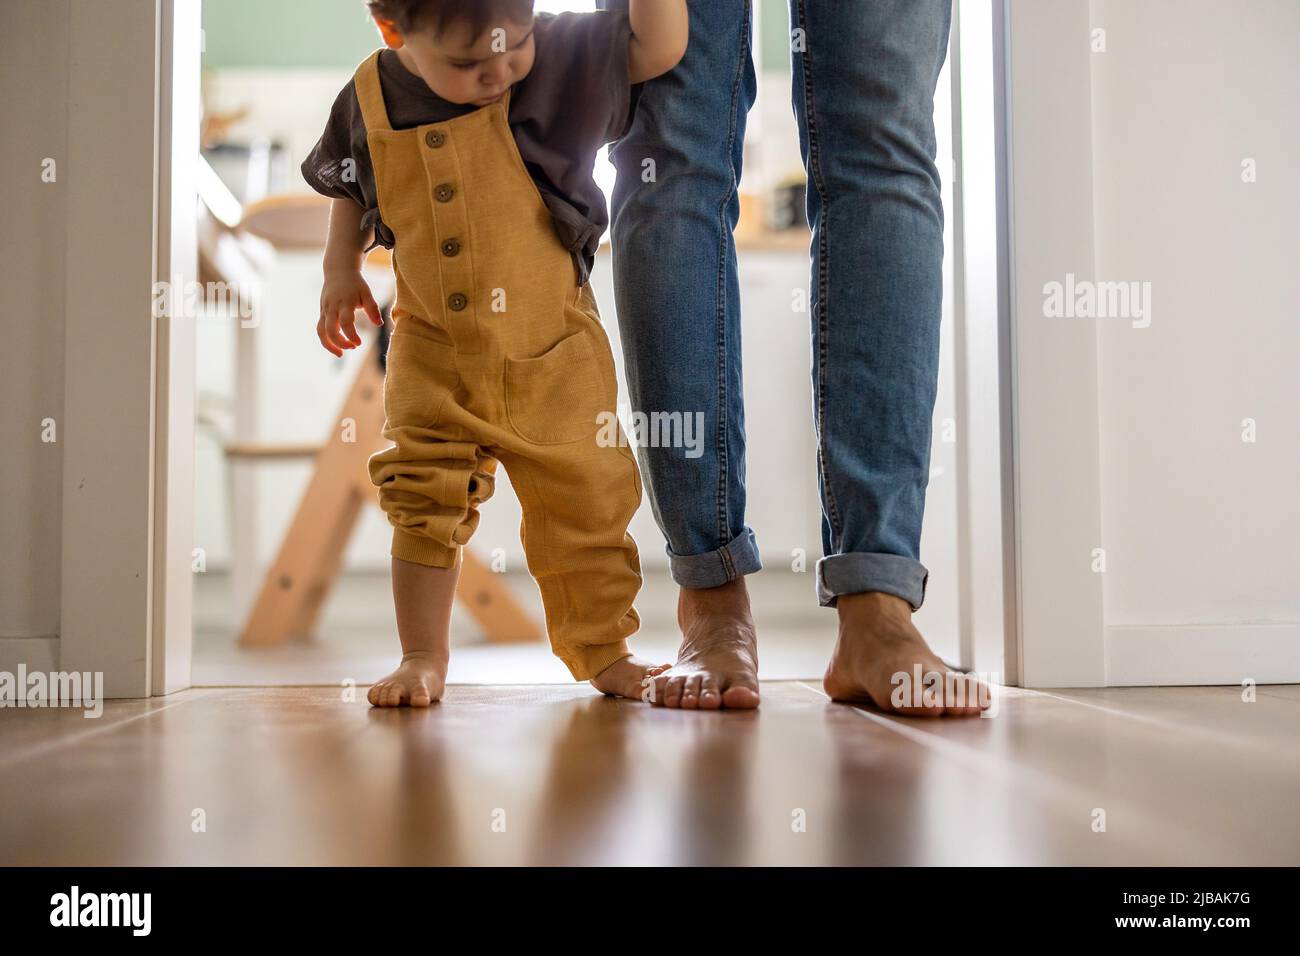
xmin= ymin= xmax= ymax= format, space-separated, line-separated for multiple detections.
xmin=146 ymin=0 xmax=1012 ymax=695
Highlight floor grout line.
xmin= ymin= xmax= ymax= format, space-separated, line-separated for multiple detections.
xmin=1256 ymin=690 xmax=1300 ymax=704
xmin=0 ymin=689 xmax=218 ymax=769
xmin=1015 ymin=687 xmax=1292 ymax=755
xmin=792 ymin=680 xmax=1083 ymax=803
xmin=791 ymin=681 xmax=1228 ymax=861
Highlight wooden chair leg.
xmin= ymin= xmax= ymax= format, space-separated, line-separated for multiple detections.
xmin=239 ymin=346 xmax=543 ymax=648
xmin=457 ymin=548 xmax=544 ymax=644
xmin=345 ymin=471 xmax=542 ymax=645
xmin=238 ymin=355 xmax=385 ymax=647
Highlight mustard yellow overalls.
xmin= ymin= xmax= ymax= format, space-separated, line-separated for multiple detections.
xmin=354 ymin=51 xmax=643 ymax=680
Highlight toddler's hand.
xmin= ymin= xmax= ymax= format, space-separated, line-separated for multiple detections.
xmin=317 ymin=268 xmax=383 ymax=357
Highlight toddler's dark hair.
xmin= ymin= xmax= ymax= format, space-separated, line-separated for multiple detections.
xmin=367 ymin=0 xmax=536 ymax=41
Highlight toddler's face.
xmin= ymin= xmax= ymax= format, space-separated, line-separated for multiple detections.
xmin=385 ymin=15 xmax=536 ymax=108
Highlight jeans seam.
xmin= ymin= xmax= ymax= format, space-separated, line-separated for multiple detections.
xmin=714 ymin=0 xmax=752 ymax=554
xmin=795 ymin=0 xmax=843 ymax=548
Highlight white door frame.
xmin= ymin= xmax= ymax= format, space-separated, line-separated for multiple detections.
xmin=153 ymin=0 xmax=201 ymax=695
xmin=131 ymin=0 xmax=1020 ymax=696
xmin=949 ymin=0 xmax=1017 ymax=685
xmin=61 ymin=0 xmax=198 ymax=698
xmin=995 ymin=0 xmax=1106 ymax=688
xmin=139 ymin=0 xmax=1024 ymax=694
xmin=997 ymin=0 xmax=1299 ymax=688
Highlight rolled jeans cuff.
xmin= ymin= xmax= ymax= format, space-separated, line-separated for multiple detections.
xmin=817 ymin=552 xmax=929 ymax=611
xmin=668 ymin=528 xmax=763 ymax=589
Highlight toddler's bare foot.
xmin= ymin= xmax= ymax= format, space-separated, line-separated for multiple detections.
xmin=824 ymin=592 xmax=988 ymax=718
xmin=589 ymin=656 xmax=670 ymax=700
xmin=368 ymin=651 xmax=448 ymax=707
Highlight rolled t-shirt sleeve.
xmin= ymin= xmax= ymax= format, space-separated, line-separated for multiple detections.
xmin=536 ymin=10 xmax=635 ymax=148
xmin=301 ymin=80 xmax=392 ymax=249
xmin=300 ymin=82 xmax=369 ymax=209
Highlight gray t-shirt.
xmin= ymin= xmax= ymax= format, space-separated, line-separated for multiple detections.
xmin=301 ymin=10 xmax=634 ymax=285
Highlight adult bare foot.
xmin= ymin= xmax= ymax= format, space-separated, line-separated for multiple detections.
xmin=644 ymin=578 xmax=761 ymax=710
xmin=367 ymin=650 xmax=448 ymax=708
xmin=824 ymin=591 xmax=988 ymax=717
xmin=589 ymin=656 xmax=671 ymax=700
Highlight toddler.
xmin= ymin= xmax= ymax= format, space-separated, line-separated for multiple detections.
xmin=302 ymin=0 xmax=687 ymax=705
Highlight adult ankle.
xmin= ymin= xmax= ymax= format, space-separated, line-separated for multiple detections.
xmin=680 ymin=577 xmax=750 ymax=610
xmin=837 ymin=590 xmax=912 ymax=624
xmin=677 ymin=577 xmax=752 ymax=629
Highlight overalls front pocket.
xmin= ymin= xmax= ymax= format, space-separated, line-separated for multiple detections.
xmin=504 ymin=329 xmax=609 ymax=445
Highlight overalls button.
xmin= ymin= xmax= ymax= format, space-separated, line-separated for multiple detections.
xmin=425 ymin=130 xmax=445 ymax=148
xmin=435 ymin=184 xmax=455 ymax=203
xmin=441 ymin=238 xmax=460 ymax=257
xmin=448 ymin=293 xmax=468 ymax=311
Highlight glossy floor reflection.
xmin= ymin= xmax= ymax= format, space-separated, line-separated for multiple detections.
xmin=1 ymin=682 xmax=1296 ymax=865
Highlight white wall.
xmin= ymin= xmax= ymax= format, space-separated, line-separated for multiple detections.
xmin=1090 ymin=0 xmax=1300 ymax=628
xmin=1007 ymin=0 xmax=1299 ymax=685
xmin=0 ymin=1 xmax=70 ymax=667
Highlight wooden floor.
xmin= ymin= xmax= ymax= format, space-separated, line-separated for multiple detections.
xmin=1 ymin=682 xmax=1296 ymax=865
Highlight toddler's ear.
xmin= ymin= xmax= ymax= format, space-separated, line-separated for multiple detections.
xmin=374 ymin=16 xmax=404 ymax=50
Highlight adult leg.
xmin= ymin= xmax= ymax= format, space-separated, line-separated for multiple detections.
xmin=788 ymin=0 xmax=985 ymax=715
xmin=600 ymin=0 xmax=760 ymax=709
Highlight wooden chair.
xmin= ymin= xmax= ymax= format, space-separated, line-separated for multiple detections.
xmin=235 ymin=330 xmax=541 ymax=647
xmin=196 ymin=171 xmax=541 ymax=646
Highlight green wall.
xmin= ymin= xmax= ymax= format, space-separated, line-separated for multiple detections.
xmin=202 ymin=0 xmax=380 ymax=69
xmin=759 ymin=0 xmax=791 ymax=72
xmin=202 ymin=0 xmax=791 ymax=72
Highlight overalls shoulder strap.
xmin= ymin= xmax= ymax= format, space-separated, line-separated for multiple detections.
xmin=353 ymin=50 xmax=392 ymax=133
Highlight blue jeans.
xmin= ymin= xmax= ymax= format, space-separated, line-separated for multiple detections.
xmin=598 ymin=0 xmax=951 ymax=610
